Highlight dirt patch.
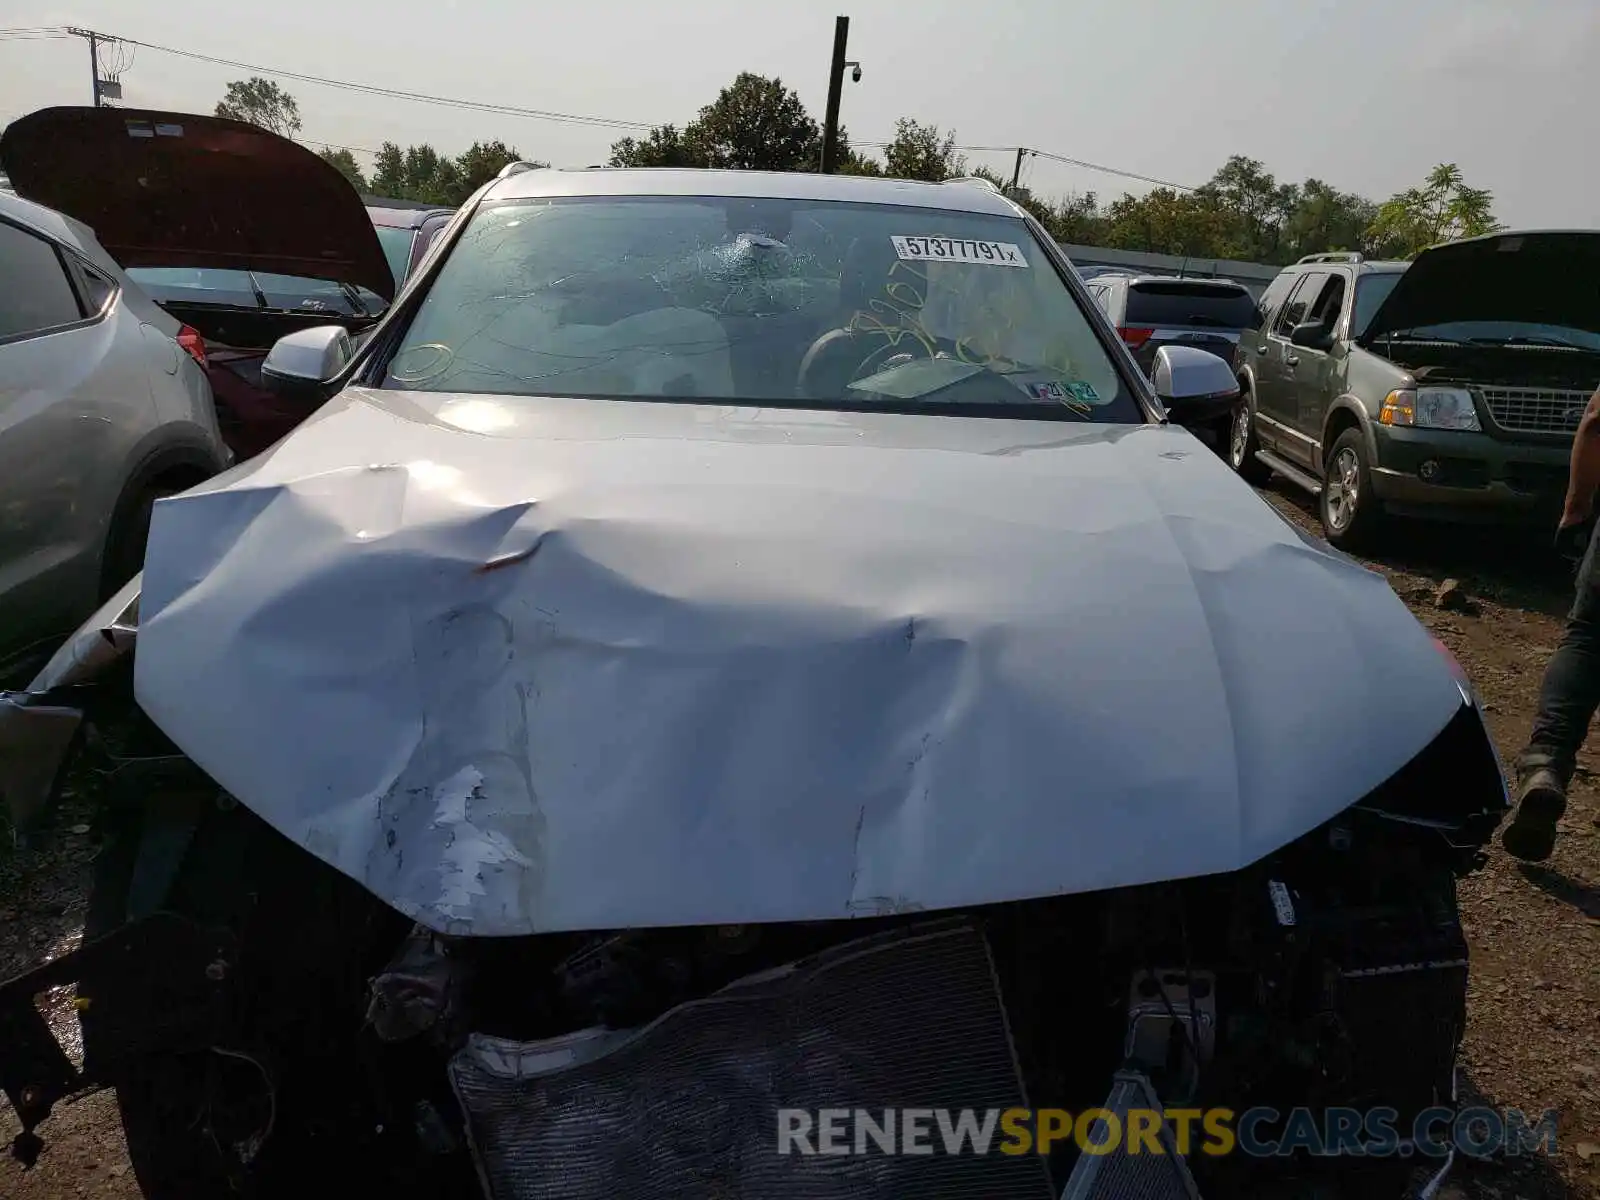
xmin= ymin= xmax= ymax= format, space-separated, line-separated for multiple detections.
xmin=0 ymin=780 xmax=141 ymax=1199
xmin=1 ymin=479 xmax=1597 ymax=1198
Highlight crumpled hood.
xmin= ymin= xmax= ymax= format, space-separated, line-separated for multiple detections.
xmin=134 ymin=390 xmax=1464 ymax=936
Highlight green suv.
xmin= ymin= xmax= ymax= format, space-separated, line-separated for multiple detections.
xmin=1226 ymin=234 xmax=1600 ymax=549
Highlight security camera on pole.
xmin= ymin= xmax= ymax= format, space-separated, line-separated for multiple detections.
xmin=820 ymin=16 xmax=862 ymax=174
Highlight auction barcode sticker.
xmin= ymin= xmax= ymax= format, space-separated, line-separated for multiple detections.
xmin=892 ymin=236 xmax=1028 ymax=267
xmin=1267 ymin=880 xmax=1296 ymax=927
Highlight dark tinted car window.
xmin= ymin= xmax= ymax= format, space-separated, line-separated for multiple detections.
xmin=1305 ymin=273 xmax=1347 ymax=328
xmin=1352 ymin=272 xmax=1404 ymax=337
xmin=1273 ymin=272 xmax=1325 ymax=336
xmin=0 ymin=220 xmax=82 ymax=339
xmin=374 ymin=225 xmax=414 ymax=289
xmin=1123 ymin=281 xmax=1259 ymax=329
xmin=1254 ymin=272 xmax=1297 ymax=329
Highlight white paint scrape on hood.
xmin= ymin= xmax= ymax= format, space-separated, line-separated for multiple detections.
xmin=133 ymin=389 xmax=1465 ymax=937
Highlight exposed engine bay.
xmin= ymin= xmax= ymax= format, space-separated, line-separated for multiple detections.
xmin=0 ymin=614 xmax=1506 ymax=1200
xmin=342 ymin=794 xmax=1476 ymax=1199
xmin=1377 ymin=340 xmax=1600 ymax=393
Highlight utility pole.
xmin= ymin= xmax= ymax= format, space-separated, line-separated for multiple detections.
xmin=66 ymin=28 xmax=105 ymax=106
xmin=1009 ymin=147 xmax=1027 ymax=190
xmin=820 ymin=16 xmax=849 ymax=174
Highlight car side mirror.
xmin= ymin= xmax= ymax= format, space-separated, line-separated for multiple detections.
xmin=1289 ymin=321 xmax=1334 ymax=351
xmin=261 ymin=325 xmax=353 ymax=397
xmin=1150 ymin=345 xmax=1240 ymax=405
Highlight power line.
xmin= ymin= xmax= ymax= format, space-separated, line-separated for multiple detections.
xmin=99 ymin=32 xmax=658 ymax=132
xmin=1027 ymin=147 xmax=1197 ymax=193
xmin=303 ymin=136 xmax=381 ymax=159
xmin=852 ymin=139 xmax=1193 ymax=192
xmin=2 ymin=25 xmax=1198 ymax=192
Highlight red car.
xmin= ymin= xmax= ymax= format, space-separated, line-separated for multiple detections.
xmin=1 ymin=107 xmax=403 ymax=461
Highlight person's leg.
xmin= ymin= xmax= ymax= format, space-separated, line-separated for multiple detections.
xmin=1505 ymin=522 xmax=1600 ymax=860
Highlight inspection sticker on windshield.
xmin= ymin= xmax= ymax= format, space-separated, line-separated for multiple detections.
xmin=892 ymin=236 xmax=1028 ymax=267
xmin=1026 ymin=380 xmax=1100 ymax=407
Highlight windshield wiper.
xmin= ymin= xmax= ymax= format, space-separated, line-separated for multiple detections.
xmin=1384 ymin=329 xmax=1468 ymax=345
xmin=242 ymin=272 xmax=270 ymax=310
xmin=1468 ymin=334 xmax=1595 ymax=351
xmin=335 ymin=281 xmax=372 ymax=317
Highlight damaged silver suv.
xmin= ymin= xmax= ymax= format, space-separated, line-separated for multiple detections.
xmin=0 ymin=164 xmax=1507 ymax=1200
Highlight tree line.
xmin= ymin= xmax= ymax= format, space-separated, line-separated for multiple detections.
xmin=214 ymin=76 xmax=536 ymax=206
xmin=215 ymin=72 xmax=1502 ymax=262
xmin=605 ymin=72 xmax=1503 ymax=263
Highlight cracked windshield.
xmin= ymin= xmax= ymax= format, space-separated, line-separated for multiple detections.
xmin=383 ymin=196 xmax=1135 ymax=420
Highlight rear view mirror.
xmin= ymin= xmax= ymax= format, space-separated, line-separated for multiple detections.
xmin=1150 ymin=345 xmax=1240 ymax=405
xmin=261 ymin=325 xmax=353 ymax=396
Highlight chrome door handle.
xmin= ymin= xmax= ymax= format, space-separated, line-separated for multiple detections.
xmin=1285 ymin=354 xmax=1300 ymax=366
xmin=1255 ymin=345 xmax=1268 ymax=355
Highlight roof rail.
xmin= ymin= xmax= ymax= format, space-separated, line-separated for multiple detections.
xmin=495 ymin=161 xmax=547 ymax=180
xmin=1295 ymin=251 xmax=1364 ymax=265
xmin=941 ymin=176 xmax=1001 ymax=194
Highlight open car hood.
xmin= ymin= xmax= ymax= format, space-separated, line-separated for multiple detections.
xmin=1360 ymin=229 xmax=1600 ymax=343
xmin=0 ymin=106 xmax=395 ymax=301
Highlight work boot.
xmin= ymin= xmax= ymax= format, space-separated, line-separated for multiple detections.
xmin=1500 ymin=765 xmax=1567 ymax=862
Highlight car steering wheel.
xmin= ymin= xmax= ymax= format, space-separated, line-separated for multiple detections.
xmin=796 ymin=326 xmax=946 ymax=399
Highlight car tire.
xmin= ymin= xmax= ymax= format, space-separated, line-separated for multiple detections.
xmin=79 ymin=789 xmax=470 ymax=1199
xmin=1226 ymin=388 xmax=1272 ymax=485
xmin=1319 ymin=428 xmax=1383 ymax=552
xmin=99 ymin=482 xmax=182 ymax=602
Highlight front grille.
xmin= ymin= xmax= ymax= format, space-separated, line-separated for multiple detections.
xmin=1479 ymin=386 xmax=1592 ymax=435
xmin=449 ymin=920 xmax=1053 ymax=1200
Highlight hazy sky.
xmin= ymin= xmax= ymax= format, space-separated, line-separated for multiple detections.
xmin=3 ymin=0 xmax=1597 ymax=231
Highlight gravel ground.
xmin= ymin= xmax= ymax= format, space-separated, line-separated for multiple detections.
xmin=0 ymin=476 xmax=1597 ymax=1199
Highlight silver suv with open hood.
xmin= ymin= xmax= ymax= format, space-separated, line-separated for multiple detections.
xmin=0 ymin=167 xmax=1507 ymax=1200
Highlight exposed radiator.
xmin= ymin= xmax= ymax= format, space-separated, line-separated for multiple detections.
xmin=449 ymin=919 xmax=1055 ymax=1200
xmin=1059 ymin=1070 xmax=1203 ymax=1200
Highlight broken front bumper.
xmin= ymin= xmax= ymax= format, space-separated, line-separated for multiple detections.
xmin=444 ymin=918 xmax=1457 ymax=1200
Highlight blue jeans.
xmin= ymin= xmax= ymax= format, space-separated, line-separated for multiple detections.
xmin=1522 ymin=518 xmax=1600 ymax=781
